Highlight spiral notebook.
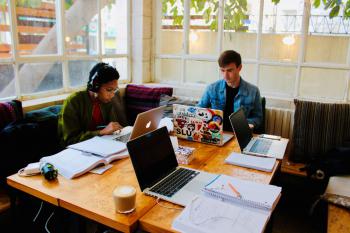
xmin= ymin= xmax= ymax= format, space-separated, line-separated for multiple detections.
xmin=203 ymin=174 xmax=281 ymax=210
xmin=173 ymin=175 xmax=282 ymax=233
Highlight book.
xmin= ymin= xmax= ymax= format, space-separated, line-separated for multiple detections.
xmin=203 ymin=174 xmax=281 ymax=210
xmin=40 ymin=148 xmax=129 ymax=179
xmin=225 ymin=152 xmax=276 ymax=172
xmin=172 ymin=175 xmax=282 ymax=233
xmin=68 ymin=136 xmax=127 ymax=157
xmin=322 ymin=175 xmax=350 ymax=209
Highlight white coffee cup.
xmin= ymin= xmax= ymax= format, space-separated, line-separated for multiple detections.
xmin=113 ymin=185 xmax=136 ymax=213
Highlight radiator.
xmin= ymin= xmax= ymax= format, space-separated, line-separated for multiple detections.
xmin=265 ymin=107 xmax=294 ymax=139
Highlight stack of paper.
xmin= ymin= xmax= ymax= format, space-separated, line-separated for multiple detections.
xmin=225 ymin=152 xmax=276 ymax=172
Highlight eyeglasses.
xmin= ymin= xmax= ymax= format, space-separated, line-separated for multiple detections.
xmin=104 ymin=87 xmax=120 ymax=94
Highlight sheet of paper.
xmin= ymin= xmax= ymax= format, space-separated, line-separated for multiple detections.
xmin=170 ymin=136 xmax=179 ymax=150
xmin=89 ymin=164 xmax=113 ymax=175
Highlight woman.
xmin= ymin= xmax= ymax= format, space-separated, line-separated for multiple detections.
xmin=58 ymin=62 xmax=127 ymax=147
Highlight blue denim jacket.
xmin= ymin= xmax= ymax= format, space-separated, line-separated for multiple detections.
xmin=197 ymin=78 xmax=262 ymax=128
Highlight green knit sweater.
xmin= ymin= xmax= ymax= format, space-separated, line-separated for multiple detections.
xmin=58 ymin=90 xmax=124 ymax=147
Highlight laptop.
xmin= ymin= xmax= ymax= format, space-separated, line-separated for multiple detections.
xmin=110 ymin=106 xmax=165 ymax=143
xmin=126 ymin=126 xmax=216 ymax=206
xmin=173 ymin=104 xmax=233 ymax=146
xmin=229 ymin=108 xmax=289 ymax=159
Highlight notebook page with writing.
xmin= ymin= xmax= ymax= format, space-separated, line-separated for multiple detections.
xmin=68 ymin=136 xmax=127 ymax=157
xmin=203 ymin=174 xmax=281 ymax=210
xmin=225 ymin=152 xmax=276 ymax=172
xmin=172 ymin=195 xmax=270 ymax=233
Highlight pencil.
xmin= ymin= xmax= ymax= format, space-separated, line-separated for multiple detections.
xmin=228 ymin=182 xmax=242 ymax=198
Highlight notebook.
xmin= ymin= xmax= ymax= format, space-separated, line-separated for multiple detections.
xmin=173 ymin=104 xmax=234 ymax=146
xmin=203 ymin=174 xmax=281 ymax=210
xmin=106 ymin=106 xmax=165 ymax=143
xmin=126 ymin=126 xmax=216 ymax=206
xmin=322 ymin=175 xmax=350 ymax=209
xmin=172 ymin=174 xmax=282 ymax=233
xmin=225 ymin=152 xmax=276 ymax=172
xmin=229 ymin=108 xmax=288 ymax=159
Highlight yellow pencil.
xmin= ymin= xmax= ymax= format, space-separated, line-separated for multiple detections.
xmin=228 ymin=182 xmax=242 ymax=198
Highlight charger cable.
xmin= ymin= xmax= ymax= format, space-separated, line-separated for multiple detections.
xmin=33 ymin=201 xmax=44 ymax=222
xmin=45 ymin=211 xmax=54 ymax=233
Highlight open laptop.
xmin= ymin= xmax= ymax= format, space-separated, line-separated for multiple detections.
xmin=109 ymin=106 xmax=165 ymax=143
xmin=229 ymin=108 xmax=288 ymax=159
xmin=173 ymin=104 xmax=233 ymax=146
xmin=126 ymin=126 xmax=216 ymax=206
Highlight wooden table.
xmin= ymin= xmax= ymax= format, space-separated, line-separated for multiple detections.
xmin=139 ymin=138 xmax=280 ymax=233
xmin=328 ymin=204 xmax=350 ymax=233
xmin=7 ymin=136 xmax=280 ymax=233
xmin=7 ymin=157 xmax=156 ymax=233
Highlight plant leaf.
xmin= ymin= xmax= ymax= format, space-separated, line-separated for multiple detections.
xmin=313 ymin=0 xmax=321 ymax=8
xmin=329 ymin=5 xmax=340 ymax=18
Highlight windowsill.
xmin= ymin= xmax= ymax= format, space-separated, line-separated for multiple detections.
xmin=22 ymin=94 xmax=70 ymax=113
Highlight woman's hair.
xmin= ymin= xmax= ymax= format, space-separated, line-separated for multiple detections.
xmin=87 ymin=62 xmax=120 ymax=92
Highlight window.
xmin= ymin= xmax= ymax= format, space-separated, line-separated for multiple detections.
xmin=0 ymin=0 xmax=130 ymax=100
xmin=155 ymin=0 xmax=350 ymax=102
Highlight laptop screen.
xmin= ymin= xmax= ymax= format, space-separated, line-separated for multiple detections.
xmin=126 ymin=127 xmax=178 ymax=191
xmin=229 ymin=108 xmax=253 ymax=150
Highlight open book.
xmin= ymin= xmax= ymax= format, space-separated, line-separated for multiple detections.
xmin=40 ymin=136 xmax=128 ymax=179
xmin=173 ymin=174 xmax=281 ymax=233
xmin=225 ymin=152 xmax=276 ymax=172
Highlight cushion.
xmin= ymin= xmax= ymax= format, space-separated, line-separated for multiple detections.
xmin=291 ymin=99 xmax=350 ymax=162
xmin=0 ymin=100 xmax=23 ymax=131
xmin=159 ymin=94 xmax=198 ymax=118
xmin=25 ymin=105 xmax=62 ymax=122
xmin=125 ymin=85 xmax=173 ymax=125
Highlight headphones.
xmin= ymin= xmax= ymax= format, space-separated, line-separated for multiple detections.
xmin=87 ymin=63 xmax=119 ymax=93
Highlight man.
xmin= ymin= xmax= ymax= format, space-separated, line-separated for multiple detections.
xmin=198 ymin=50 xmax=262 ymax=131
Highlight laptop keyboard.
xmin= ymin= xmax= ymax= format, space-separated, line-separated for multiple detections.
xmin=150 ymin=168 xmax=199 ymax=197
xmin=250 ymin=139 xmax=273 ymax=155
xmin=114 ymin=133 xmax=131 ymax=143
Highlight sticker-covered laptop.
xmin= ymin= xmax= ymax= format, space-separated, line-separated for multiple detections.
xmin=173 ymin=104 xmax=233 ymax=146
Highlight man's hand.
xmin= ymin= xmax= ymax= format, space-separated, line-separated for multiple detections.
xmin=99 ymin=122 xmax=123 ymax=135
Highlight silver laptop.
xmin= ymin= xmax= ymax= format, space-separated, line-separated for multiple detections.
xmin=173 ymin=104 xmax=234 ymax=146
xmin=126 ymin=126 xmax=216 ymax=206
xmin=112 ymin=106 xmax=165 ymax=143
xmin=229 ymin=108 xmax=288 ymax=159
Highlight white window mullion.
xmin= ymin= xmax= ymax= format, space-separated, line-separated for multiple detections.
xmin=57 ymin=0 xmax=69 ymax=92
xmin=217 ymin=0 xmax=224 ymax=54
xmin=8 ymin=0 xmax=20 ymax=97
xmin=98 ymin=0 xmax=102 ymax=60
xmin=294 ymin=0 xmax=310 ymax=99
xmin=127 ymin=0 xmax=131 ymax=82
xmin=182 ymin=0 xmax=190 ymax=84
xmin=255 ymin=0 xmax=264 ymax=87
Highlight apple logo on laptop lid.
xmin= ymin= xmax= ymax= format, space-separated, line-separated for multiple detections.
xmin=146 ymin=121 xmax=151 ymax=128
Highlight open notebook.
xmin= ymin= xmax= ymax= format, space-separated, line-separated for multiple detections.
xmin=173 ymin=174 xmax=281 ymax=233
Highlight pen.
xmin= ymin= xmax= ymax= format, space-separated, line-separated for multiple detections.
xmin=228 ymin=182 xmax=242 ymax=198
xmin=96 ymin=125 xmax=107 ymax=129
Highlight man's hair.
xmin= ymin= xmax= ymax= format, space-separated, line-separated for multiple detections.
xmin=218 ymin=50 xmax=241 ymax=67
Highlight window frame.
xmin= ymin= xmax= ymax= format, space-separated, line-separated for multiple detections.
xmin=0 ymin=0 xmax=131 ymax=101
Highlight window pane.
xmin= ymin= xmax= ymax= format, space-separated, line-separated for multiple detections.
xmin=259 ymin=65 xmax=296 ymax=96
xmin=68 ymin=60 xmax=97 ymax=88
xmin=185 ymin=60 xmax=217 ymax=84
xmin=15 ymin=0 xmax=58 ymax=55
xmin=155 ymin=58 xmax=182 ymax=82
xmin=240 ymin=63 xmax=256 ymax=84
xmin=19 ymin=63 xmax=62 ymax=94
xmin=158 ymin=0 xmax=183 ymax=54
xmin=0 ymin=64 xmax=15 ymax=98
xmin=305 ymin=3 xmax=349 ymax=64
xmin=0 ymin=2 xmax=12 ymax=59
xmin=101 ymin=0 xmax=127 ymax=54
xmin=65 ymin=1 xmax=98 ymax=55
xmin=189 ymin=1 xmax=218 ymax=55
xmin=300 ymin=68 xmax=347 ymax=100
xmin=103 ymin=58 xmax=128 ymax=81
xmin=223 ymin=0 xmax=260 ymax=59
xmin=261 ymin=0 xmax=303 ymax=62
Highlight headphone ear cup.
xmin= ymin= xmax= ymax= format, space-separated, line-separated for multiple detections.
xmin=88 ymin=72 xmax=99 ymax=92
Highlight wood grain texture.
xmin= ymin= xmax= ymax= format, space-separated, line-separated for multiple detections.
xmin=328 ymin=204 xmax=350 ymax=233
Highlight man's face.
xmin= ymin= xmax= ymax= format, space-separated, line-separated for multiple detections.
xmin=220 ymin=62 xmax=242 ymax=86
xmin=97 ymin=79 xmax=119 ymax=103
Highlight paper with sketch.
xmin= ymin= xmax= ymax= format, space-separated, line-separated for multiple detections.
xmin=40 ymin=148 xmax=128 ymax=179
xmin=172 ymin=195 xmax=270 ymax=233
xmin=159 ymin=117 xmax=173 ymax=132
xmin=68 ymin=136 xmax=126 ymax=157
xmin=225 ymin=152 xmax=276 ymax=172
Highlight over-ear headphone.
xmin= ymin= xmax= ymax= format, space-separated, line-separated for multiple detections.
xmin=87 ymin=63 xmax=109 ymax=92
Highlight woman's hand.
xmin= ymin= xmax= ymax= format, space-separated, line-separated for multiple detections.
xmin=99 ymin=122 xmax=123 ymax=135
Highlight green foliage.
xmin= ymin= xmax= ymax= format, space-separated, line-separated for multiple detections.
xmin=313 ymin=0 xmax=350 ymax=19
